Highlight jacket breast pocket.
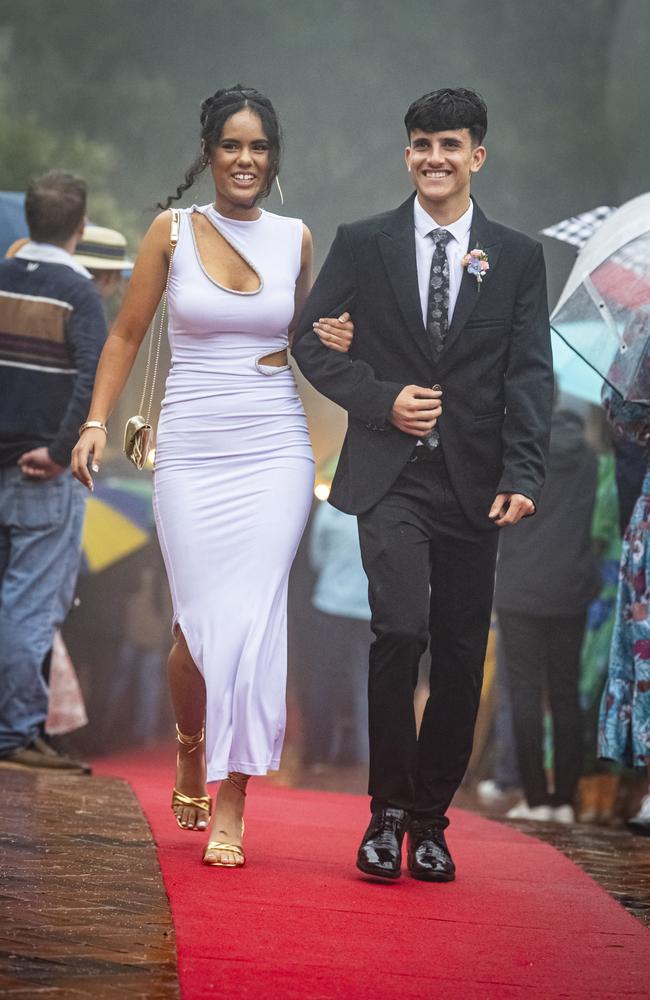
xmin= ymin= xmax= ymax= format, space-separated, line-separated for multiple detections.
xmin=465 ymin=318 xmax=506 ymax=331
xmin=474 ymin=410 xmax=504 ymax=424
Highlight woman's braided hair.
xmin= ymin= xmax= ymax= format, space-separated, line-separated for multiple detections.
xmin=157 ymin=85 xmax=282 ymax=211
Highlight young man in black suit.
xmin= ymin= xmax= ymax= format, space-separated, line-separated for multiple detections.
xmin=292 ymin=89 xmax=553 ymax=881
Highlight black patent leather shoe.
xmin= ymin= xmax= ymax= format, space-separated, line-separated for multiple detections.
xmin=356 ymin=807 xmax=409 ymax=880
xmin=407 ymin=821 xmax=455 ymax=882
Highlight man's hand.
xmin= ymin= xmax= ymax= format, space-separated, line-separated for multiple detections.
xmin=312 ymin=312 xmax=354 ymax=353
xmin=389 ymin=385 xmax=442 ymax=438
xmin=17 ymin=447 xmax=66 ymax=481
xmin=489 ymin=493 xmax=535 ymax=527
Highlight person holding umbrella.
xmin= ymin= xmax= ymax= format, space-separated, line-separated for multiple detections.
xmin=551 ymin=194 xmax=650 ymax=834
xmin=599 ymin=384 xmax=650 ymax=834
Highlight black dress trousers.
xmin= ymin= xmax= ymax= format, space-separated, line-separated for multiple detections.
xmin=497 ymin=610 xmax=585 ymax=808
xmin=357 ymin=453 xmax=499 ymax=825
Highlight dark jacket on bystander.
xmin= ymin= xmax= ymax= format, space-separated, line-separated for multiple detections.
xmin=494 ymin=409 xmax=599 ymax=616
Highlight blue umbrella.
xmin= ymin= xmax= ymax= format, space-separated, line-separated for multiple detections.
xmin=0 ymin=192 xmax=27 ymax=257
xmin=551 ymin=323 xmax=606 ymax=405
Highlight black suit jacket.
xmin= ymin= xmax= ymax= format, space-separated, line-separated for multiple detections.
xmin=292 ymin=195 xmax=553 ymax=530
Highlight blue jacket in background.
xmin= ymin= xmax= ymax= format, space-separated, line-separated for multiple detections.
xmin=309 ymin=502 xmax=371 ymax=621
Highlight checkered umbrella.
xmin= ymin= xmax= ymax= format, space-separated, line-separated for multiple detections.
xmin=550 ymin=193 xmax=650 ymax=404
xmin=541 ymin=206 xmax=616 ymax=250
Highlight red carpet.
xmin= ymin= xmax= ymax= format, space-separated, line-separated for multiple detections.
xmin=96 ymin=749 xmax=650 ymax=999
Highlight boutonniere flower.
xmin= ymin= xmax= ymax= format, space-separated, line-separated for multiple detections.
xmin=462 ymin=247 xmax=490 ymax=284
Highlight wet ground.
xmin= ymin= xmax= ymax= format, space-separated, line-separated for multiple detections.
xmin=0 ymin=769 xmax=179 ymax=999
xmin=0 ymin=758 xmax=648 ymax=998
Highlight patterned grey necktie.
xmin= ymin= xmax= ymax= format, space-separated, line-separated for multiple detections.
xmin=421 ymin=229 xmax=452 ymax=450
xmin=425 ymin=229 xmax=453 ymax=358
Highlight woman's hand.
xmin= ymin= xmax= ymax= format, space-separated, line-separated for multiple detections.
xmin=71 ymin=428 xmax=107 ymax=492
xmin=313 ymin=312 xmax=354 ymax=353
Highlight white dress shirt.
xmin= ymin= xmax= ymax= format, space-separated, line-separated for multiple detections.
xmin=413 ymin=197 xmax=474 ymax=327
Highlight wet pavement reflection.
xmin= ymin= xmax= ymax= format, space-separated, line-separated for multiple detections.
xmin=0 ymin=770 xmax=179 ymax=998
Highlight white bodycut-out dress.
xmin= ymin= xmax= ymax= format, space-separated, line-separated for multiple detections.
xmin=152 ymin=205 xmax=314 ymax=781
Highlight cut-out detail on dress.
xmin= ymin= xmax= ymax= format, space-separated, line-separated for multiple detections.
xmin=256 ymin=348 xmax=289 ymax=368
xmin=189 ymin=210 xmax=263 ymax=295
xmin=255 ymin=358 xmax=291 ymax=376
xmin=153 ymin=204 xmax=313 ymax=782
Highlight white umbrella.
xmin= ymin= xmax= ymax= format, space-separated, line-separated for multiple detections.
xmin=550 ymin=192 xmax=650 ymax=404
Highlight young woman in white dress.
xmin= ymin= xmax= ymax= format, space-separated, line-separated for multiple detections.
xmin=72 ymin=86 xmax=352 ymax=867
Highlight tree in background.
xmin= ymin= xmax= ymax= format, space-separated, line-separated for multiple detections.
xmin=0 ymin=22 xmax=140 ymax=242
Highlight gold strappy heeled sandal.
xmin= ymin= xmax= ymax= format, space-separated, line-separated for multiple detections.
xmin=171 ymin=724 xmax=212 ymax=831
xmin=202 ymin=772 xmax=249 ymax=867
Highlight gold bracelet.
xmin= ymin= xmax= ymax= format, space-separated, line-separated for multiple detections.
xmin=79 ymin=420 xmax=108 ymax=436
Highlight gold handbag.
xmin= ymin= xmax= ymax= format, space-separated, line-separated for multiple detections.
xmin=124 ymin=208 xmax=180 ymax=469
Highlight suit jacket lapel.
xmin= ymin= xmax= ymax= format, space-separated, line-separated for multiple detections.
xmin=375 ymin=195 xmax=503 ymax=366
xmin=376 ymin=194 xmax=433 ymax=367
xmin=443 ymin=200 xmax=502 ymax=355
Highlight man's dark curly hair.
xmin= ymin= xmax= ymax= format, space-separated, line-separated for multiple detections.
xmin=404 ymin=88 xmax=487 ymax=146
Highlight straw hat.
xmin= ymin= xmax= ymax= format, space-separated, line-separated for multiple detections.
xmin=5 ymin=238 xmax=28 ymax=258
xmin=74 ymin=224 xmax=133 ymax=270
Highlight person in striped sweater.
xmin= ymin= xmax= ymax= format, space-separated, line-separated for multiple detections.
xmin=0 ymin=171 xmax=106 ymax=772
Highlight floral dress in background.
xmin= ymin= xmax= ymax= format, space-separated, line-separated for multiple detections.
xmin=599 ymin=391 xmax=650 ymax=766
xmin=580 ymin=453 xmax=621 ymax=772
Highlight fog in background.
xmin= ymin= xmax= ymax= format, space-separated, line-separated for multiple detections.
xmin=2 ymin=0 xmax=648 ymax=459
xmin=1 ymin=0 xmax=648 ymax=757
xmin=3 ymin=1 xmax=648 ymax=275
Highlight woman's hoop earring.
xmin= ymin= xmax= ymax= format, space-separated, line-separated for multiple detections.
xmin=275 ymin=175 xmax=284 ymax=206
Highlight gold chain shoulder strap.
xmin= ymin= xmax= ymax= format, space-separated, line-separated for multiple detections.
xmin=140 ymin=207 xmax=180 ymax=423
xmin=123 ymin=208 xmax=180 ymax=469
